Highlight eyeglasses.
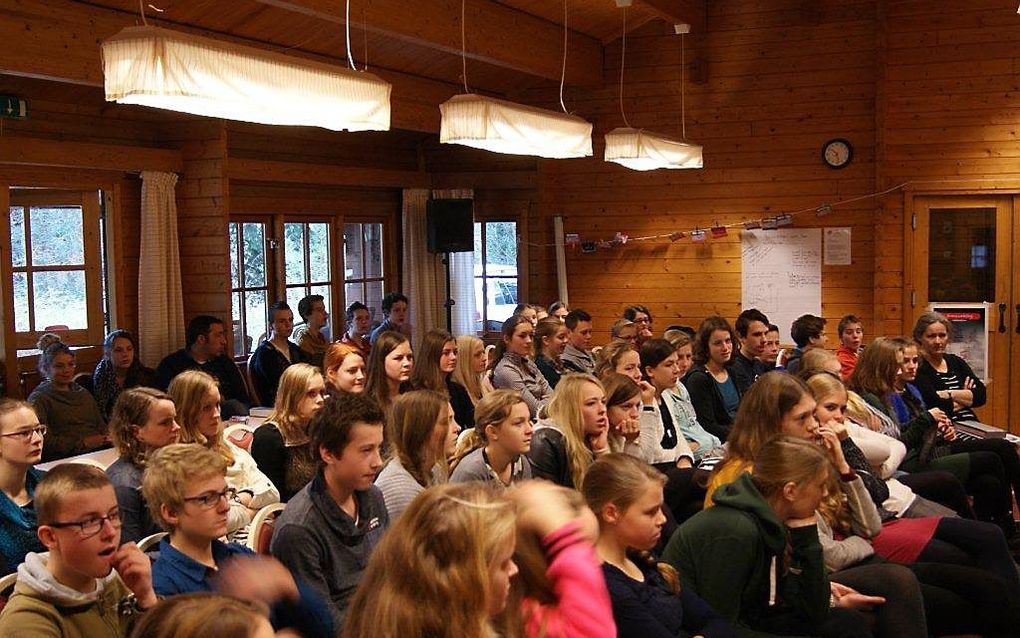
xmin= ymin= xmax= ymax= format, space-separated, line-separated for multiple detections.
xmin=0 ymin=425 xmax=47 ymax=441
xmin=49 ymin=508 xmax=122 ymax=539
xmin=183 ymin=487 xmax=237 ymax=509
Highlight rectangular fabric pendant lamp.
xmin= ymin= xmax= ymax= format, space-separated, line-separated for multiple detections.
xmin=440 ymin=94 xmax=593 ymax=159
xmin=102 ymin=26 xmax=391 ymax=132
xmin=604 ymin=127 xmax=702 ymax=170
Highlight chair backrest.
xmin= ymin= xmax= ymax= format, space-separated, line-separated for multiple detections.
xmin=224 ymin=423 xmax=255 ymax=452
xmin=137 ymin=531 xmax=168 ymax=553
xmin=73 ymin=372 xmax=95 ymax=394
xmin=246 ymin=502 xmax=286 ymax=554
xmin=0 ymin=570 xmax=19 ymax=612
xmin=245 ymin=350 xmax=265 ymax=407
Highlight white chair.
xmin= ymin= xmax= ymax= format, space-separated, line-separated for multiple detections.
xmin=0 ymin=571 xmax=18 ymax=596
xmin=137 ymin=531 xmax=167 ymax=553
xmin=246 ymin=502 xmax=286 ymax=554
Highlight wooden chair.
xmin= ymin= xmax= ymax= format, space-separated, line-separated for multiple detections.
xmin=246 ymin=502 xmax=285 ymax=555
xmin=224 ymin=423 xmax=255 ymax=453
xmin=137 ymin=531 xmax=167 ymax=553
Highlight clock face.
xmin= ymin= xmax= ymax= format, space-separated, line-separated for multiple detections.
xmin=822 ymin=139 xmax=853 ymax=169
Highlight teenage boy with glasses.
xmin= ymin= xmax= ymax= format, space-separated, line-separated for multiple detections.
xmin=143 ymin=443 xmax=332 ymax=638
xmin=0 ymin=462 xmax=157 ymax=637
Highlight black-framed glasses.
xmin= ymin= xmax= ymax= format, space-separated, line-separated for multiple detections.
xmin=49 ymin=507 xmax=122 ymax=539
xmin=183 ymin=487 xmax=237 ymax=509
xmin=0 ymin=425 xmax=47 ymax=441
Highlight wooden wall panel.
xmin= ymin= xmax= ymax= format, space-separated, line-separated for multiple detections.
xmin=875 ymin=0 xmax=1020 ymax=337
xmin=518 ymin=0 xmax=879 ymax=345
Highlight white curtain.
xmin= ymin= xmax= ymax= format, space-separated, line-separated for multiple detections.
xmin=401 ymin=189 xmax=444 ymax=346
xmin=432 ymin=188 xmax=477 ymax=337
xmin=138 ymin=171 xmax=185 ymax=368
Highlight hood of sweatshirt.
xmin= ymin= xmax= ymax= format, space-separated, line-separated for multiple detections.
xmin=16 ymin=552 xmax=117 ymax=607
xmin=710 ymin=472 xmax=789 ymax=555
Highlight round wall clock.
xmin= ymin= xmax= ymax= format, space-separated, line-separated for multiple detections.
xmin=822 ymin=138 xmax=853 ymax=169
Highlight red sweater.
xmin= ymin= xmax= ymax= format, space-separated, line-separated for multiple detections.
xmin=523 ymin=522 xmax=616 ymax=638
xmin=836 ymin=345 xmax=858 ymax=382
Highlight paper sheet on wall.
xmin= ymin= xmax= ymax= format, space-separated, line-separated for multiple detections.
xmin=824 ymin=227 xmax=852 ymax=265
xmin=741 ymin=229 xmax=822 ymax=344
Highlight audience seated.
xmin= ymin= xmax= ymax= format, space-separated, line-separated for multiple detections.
xmin=410 ymin=329 xmax=474 ymax=427
xmin=561 ymin=310 xmax=595 ymax=374
xmin=785 ymin=314 xmax=828 ymax=375
xmin=730 ymin=308 xmax=771 ymax=392
xmin=292 ymin=294 xmax=330 ymax=369
xmin=363 ymin=330 xmax=413 ymax=416
xmin=595 ymin=340 xmax=642 ymax=384
xmin=168 ymin=371 xmax=279 ymax=540
xmin=0 ymin=399 xmax=47 ymax=575
xmin=450 ymin=390 xmax=534 ymax=489
xmin=128 ymin=592 xmax=276 ymax=638
xmin=758 ymin=323 xmax=782 ymax=367
xmin=836 ymin=314 xmax=865 ymax=381
xmin=343 ymin=481 xmax=615 ymax=638
xmin=143 ymin=444 xmax=333 ymax=638
xmin=251 ymin=364 xmax=325 ymax=502
xmin=29 ymin=333 xmax=108 ymax=462
xmin=248 ymin=301 xmax=304 ymax=407
xmin=527 ymin=374 xmax=607 ymax=489
xmin=106 ymin=388 xmax=180 ymax=544
xmin=0 ymin=463 xmax=158 ymax=637
xmin=799 ymin=347 xmax=843 ymax=377
xmin=681 ymin=317 xmax=741 ymax=441
xmin=623 ymin=305 xmax=654 ymax=347
xmin=270 ymin=393 xmax=388 ymax=628
xmin=154 ymin=315 xmax=251 ymax=419
xmin=665 ymin=437 xmax=878 ymax=638
xmin=609 ymin=319 xmax=638 ymax=345
xmin=451 ymin=335 xmax=494 ymax=405
xmin=340 ymin=302 xmax=372 ymax=359
xmin=322 ymin=342 xmax=366 ymax=396
xmin=93 ymin=330 xmax=156 ymax=422
xmin=368 ymin=292 xmax=411 ymax=346
xmin=583 ymin=454 xmax=735 ymax=638
xmin=492 ymin=316 xmax=554 ymax=419
xmin=375 ymin=390 xmax=458 ymax=521
xmin=530 ymin=303 xmax=549 ymax=321
xmin=534 ymin=317 xmax=569 ymax=389
xmin=514 ymin=303 xmax=539 ymax=325
xmin=548 ymin=300 xmax=569 ymax=321
xmin=911 ymin=311 xmax=987 ymax=424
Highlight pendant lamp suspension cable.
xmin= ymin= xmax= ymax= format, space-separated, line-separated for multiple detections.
xmin=138 ymin=0 xmax=147 ymax=26
xmin=680 ymin=31 xmax=686 ymax=140
xmin=345 ymin=0 xmax=359 ymax=70
xmin=618 ymin=7 xmax=631 ymax=128
xmin=362 ymin=2 xmax=370 ymax=69
xmin=460 ymin=0 xmax=470 ymax=93
xmin=559 ymin=0 xmax=569 ymax=113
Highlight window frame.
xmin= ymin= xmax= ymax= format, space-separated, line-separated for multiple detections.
xmin=6 ymin=189 xmax=107 ymax=350
xmin=473 ymin=217 xmax=522 ymax=337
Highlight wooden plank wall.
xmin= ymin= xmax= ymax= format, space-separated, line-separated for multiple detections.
xmin=514 ymin=0 xmax=880 ymax=345
xmin=875 ymin=0 xmax=1020 ymax=336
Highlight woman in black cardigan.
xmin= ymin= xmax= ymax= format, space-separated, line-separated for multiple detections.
xmin=681 ymin=316 xmax=742 ymax=441
xmin=911 ymin=311 xmax=1020 ymax=530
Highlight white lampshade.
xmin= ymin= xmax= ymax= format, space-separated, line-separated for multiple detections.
xmin=604 ymin=127 xmax=703 ymax=170
xmin=440 ymin=93 xmax=593 ymax=159
xmin=102 ymin=26 xmax=391 ymax=132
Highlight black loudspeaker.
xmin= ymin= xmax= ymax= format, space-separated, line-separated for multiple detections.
xmin=426 ymin=198 xmax=474 ymax=253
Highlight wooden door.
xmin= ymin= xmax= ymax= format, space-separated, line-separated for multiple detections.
xmin=906 ymin=195 xmax=1014 ymax=429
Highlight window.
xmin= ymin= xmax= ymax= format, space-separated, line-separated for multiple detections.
xmin=283 ymin=222 xmax=331 ymax=320
xmin=7 ymin=189 xmax=108 ymax=350
xmin=229 ymin=221 xmax=270 ymax=358
xmin=474 ymin=221 xmax=518 ymax=332
xmin=344 ymin=222 xmax=385 ymax=329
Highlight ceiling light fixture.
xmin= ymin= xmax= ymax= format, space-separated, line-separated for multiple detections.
xmin=101 ymin=4 xmax=391 ymax=131
xmin=604 ymin=14 xmax=702 ymax=170
xmin=439 ymin=0 xmax=593 ymax=158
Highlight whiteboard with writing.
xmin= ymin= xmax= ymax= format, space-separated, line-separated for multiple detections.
xmin=741 ymin=229 xmax=822 ymax=344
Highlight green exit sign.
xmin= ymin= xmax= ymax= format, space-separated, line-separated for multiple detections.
xmin=0 ymin=95 xmax=27 ymax=119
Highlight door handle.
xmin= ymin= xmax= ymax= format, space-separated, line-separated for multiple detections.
xmin=999 ymin=303 xmax=1007 ymax=333
xmin=1015 ymin=305 xmax=1020 ymax=334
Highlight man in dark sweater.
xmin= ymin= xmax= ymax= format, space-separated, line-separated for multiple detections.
xmin=730 ymin=308 xmax=772 ymax=394
xmin=271 ymin=393 xmax=389 ymax=629
xmin=154 ymin=315 xmax=251 ymax=418
xmin=786 ymin=314 xmax=828 ymax=376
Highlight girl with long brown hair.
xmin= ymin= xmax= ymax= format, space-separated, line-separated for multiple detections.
xmin=410 ymin=328 xmax=474 ymax=427
xmin=492 ymin=315 xmax=553 ymax=419
xmin=374 ymin=389 xmax=459 ymax=521
xmin=363 ymin=330 xmax=413 ymax=415
xmin=449 ymin=389 xmax=533 ymax=489
xmin=583 ymin=454 xmax=734 ymax=638
xmin=682 ymin=316 xmax=740 ymax=441
xmin=534 ymin=317 xmax=569 ymax=389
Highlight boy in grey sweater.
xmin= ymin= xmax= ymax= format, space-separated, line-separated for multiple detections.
xmin=271 ymin=393 xmax=388 ymax=628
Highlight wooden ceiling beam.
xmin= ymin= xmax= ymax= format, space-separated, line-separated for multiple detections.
xmin=0 ymin=136 xmax=183 ymax=173
xmin=0 ymin=0 xmax=462 ymax=133
xmin=635 ymin=0 xmax=706 ymax=32
xmin=226 ymin=157 xmax=429 ymax=188
xmin=251 ymin=0 xmax=603 ymax=88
